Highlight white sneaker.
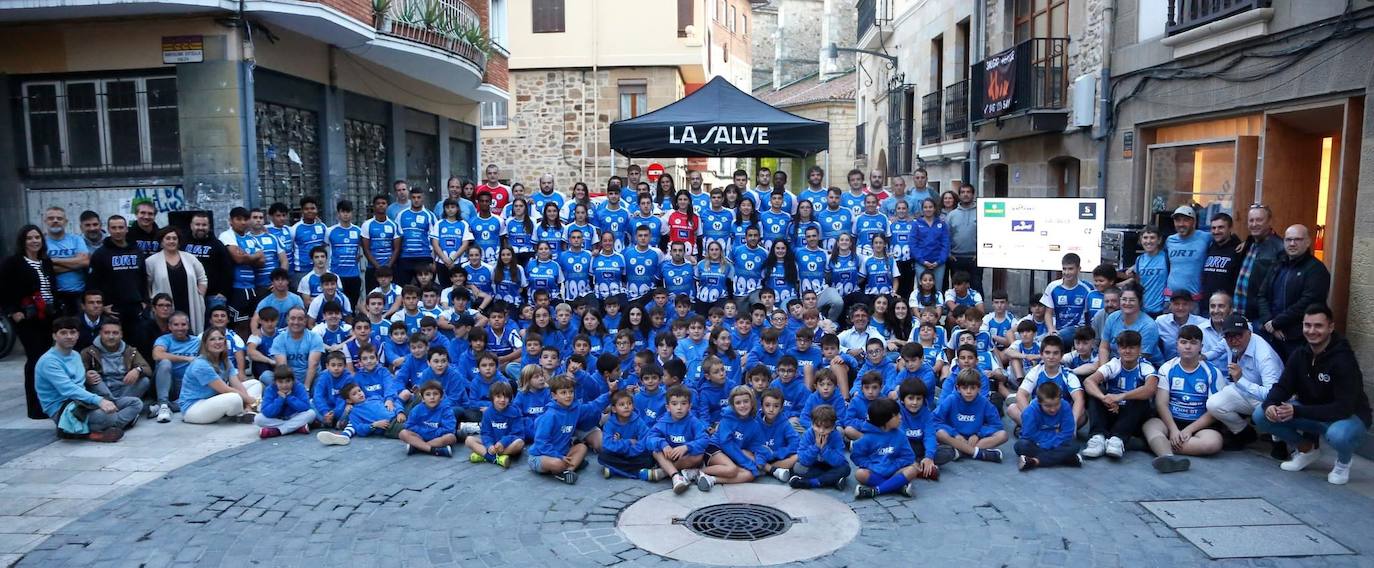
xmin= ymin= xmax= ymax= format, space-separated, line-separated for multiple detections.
xmin=681 ymin=468 xmax=700 ymax=483
xmin=1105 ymin=436 xmax=1126 ymax=459
xmin=1281 ymin=448 xmax=1321 ymax=472
xmin=771 ymin=468 xmax=791 ymax=482
xmin=155 ymin=404 xmax=172 ymax=423
xmin=317 ymin=431 xmax=351 ymax=446
xmin=1328 ymin=460 xmax=1352 ymax=485
xmin=459 ymin=422 xmax=481 ymax=436
xmin=1081 ymin=435 xmax=1106 ymax=458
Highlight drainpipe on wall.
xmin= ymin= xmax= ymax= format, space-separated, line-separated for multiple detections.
xmin=593 ymin=0 xmax=602 ymax=183
xmin=1094 ymin=0 xmax=1117 ymax=198
xmin=969 ymin=0 xmax=985 ymax=192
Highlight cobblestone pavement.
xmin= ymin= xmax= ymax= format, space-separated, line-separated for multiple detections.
xmin=14 ymin=429 xmax=1374 ymax=568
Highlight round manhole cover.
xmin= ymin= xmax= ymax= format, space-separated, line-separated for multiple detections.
xmin=676 ymin=503 xmax=795 ymax=541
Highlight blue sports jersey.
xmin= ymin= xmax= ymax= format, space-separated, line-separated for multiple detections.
xmin=795 ymin=248 xmax=828 ymax=294
xmin=220 ymin=229 xmax=260 ymax=290
xmin=361 ymin=218 xmax=399 ymax=267
xmin=591 ymin=252 xmax=627 ymax=299
xmin=815 ymin=206 xmax=853 ymax=249
xmin=623 ymin=246 xmax=663 ymax=300
xmin=433 ymin=219 xmax=469 ymax=260
xmin=1044 ymin=279 xmax=1094 ymax=329
xmin=504 ymin=218 xmax=534 ymax=255
xmin=492 ymin=266 xmax=524 ymax=305
xmin=1133 ymin=250 xmax=1168 ymax=314
xmin=290 ymin=220 xmax=328 ymax=272
xmin=661 ymin=260 xmax=695 ymax=300
xmin=688 ymin=191 xmax=711 ymax=214
xmin=827 ymin=253 xmax=861 ymax=295
xmin=695 ymin=260 xmax=733 ymax=304
xmin=730 ymin=221 xmax=756 ymax=248
xmin=395 ymin=208 xmax=439 ymax=261
xmin=853 ymin=213 xmax=890 ymax=255
xmin=463 ymin=262 xmax=494 ymax=295
xmin=467 ymin=214 xmax=505 ymax=263
xmin=529 ymin=191 xmax=565 ymax=216
xmin=791 ymin=220 xmax=821 ymax=251
xmin=797 ymin=188 xmax=829 ymax=208
xmin=1159 ymin=358 xmax=1222 ymax=421
xmin=763 ymin=264 xmax=795 ymax=304
xmin=326 ymin=224 xmax=362 ymax=278
xmin=1098 ymin=358 xmax=1156 ymax=395
xmin=266 ymin=224 xmax=294 ymax=271
xmin=628 ymin=214 xmax=663 ymax=244
xmin=700 ymin=208 xmax=734 ymax=251
xmin=730 ymin=244 xmax=767 ymax=296
xmin=534 ymin=223 xmax=564 ymax=255
xmin=888 ymin=218 xmax=914 ymax=261
xmin=860 ymin=255 xmax=895 ymax=295
xmin=592 ymin=204 xmax=630 ymax=247
xmin=839 ymin=192 xmax=866 ymax=216
xmin=1165 ymin=230 xmax=1210 ymax=296
xmin=254 ymin=232 xmax=282 ymax=287
xmin=563 ymin=222 xmax=598 ymax=251
xmin=525 ymin=258 xmax=562 ymax=301
xmin=759 ymin=210 xmax=792 ymax=247
xmin=558 ymin=249 xmax=594 ymax=299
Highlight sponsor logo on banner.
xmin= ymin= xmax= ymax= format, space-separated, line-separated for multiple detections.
xmin=983 ymin=201 xmax=1006 ymax=218
xmin=668 ymin=125 xmax=770 ymax=145
xmin=1011 ymin=219 xmax=1035 ymax=232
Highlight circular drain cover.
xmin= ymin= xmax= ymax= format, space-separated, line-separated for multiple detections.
xmin=676 ymin=503 xmax=795 ymax=541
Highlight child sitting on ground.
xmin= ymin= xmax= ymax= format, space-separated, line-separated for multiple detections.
xmin=1006 ymin=335 xmax=1085 ymax=431
xmin=898 ymin=378 xmax=946 ymax=473
xmin=759 ymin=388 xmax=800 ymax=482
xmin=769 ymin=356 xmax=809 ymax=431
xmin=934 ymin=369 xmax=1008 ymax=463
xmin=1081 ymin=330 xmax=1157 ymax=460
xmin=1015 ymin=381 xmax=1082 ymax=470
xmin=465 ymin=381 xmax=525 ymax=467
xmin=843 ymin=371 xmax=885 ymax=441
xmin=599 ymin=390 xmax=663 ymax=481
xmin=799 ymin=370 xmax=846 ymax=432
xmin=317 ymin=383 xmax=399 ymax=445
xmin=789 ymin=405 xmax=850 ymax=490
xmin=647 ymin=385 xmax=710 ymax=494
xmin=398 ymin=380 xmax=457 ymax=457
xmin=312 ymin=351 xmax=354 ymax=428
xmin=256 ymin=364 xmax=316 ymax=438
xmin=851 ymin=398 xmax=919 ymax=499
xmin=633 ymin=365 xmax=667 ymax=423
xmin=529 ymin=375 xmax=613 ymax=485
xmin=699 ymin=386 xmax=771 ymax=492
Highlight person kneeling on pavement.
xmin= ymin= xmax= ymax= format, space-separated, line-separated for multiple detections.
xmin=36 ymin=317 xmax=144 ymax=442
xmin=80 ymin=318 xmax=152 ymax=403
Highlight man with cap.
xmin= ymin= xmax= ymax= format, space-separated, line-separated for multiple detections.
xmin=1205 ymin=313 xmax=1282 ymax=450
xmin=1163 ymin=205 xmax=1210 ymax=307
xmin=1154 ymin=290 xmax=1207 ymax=361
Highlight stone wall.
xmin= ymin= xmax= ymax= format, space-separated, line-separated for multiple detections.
xmin=751 ymin=2 xmax=779 ymax=87
xmin=775 ymin=0 xmax=824 ymax=87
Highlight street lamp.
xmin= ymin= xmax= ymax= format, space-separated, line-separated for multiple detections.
xmin=826 ymin=42 xmax=898 ymax=65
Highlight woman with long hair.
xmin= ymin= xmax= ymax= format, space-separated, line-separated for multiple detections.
xmin=145 ymin=227 xmax=208 ymax=334
xmin=888 ymin=199 xmax=917 ymax=300
xmin=434 ymin=198 xmax=472 ymax=284
xmin=178 ymin=327 xmax=261 ymax=424
xmin=694 ymin=240 xmax=734 ymax=314
xmin=722 ymin=184 xmax=742 ymax=210
xmin=579 ymin=309 xmax=611 ymax=357
xmin=889 ymin=296 xmax=915 ymax=352
xmin=939 ymin=190 xmax=958 ymax=218
xmin=565 ymin=203 xmax=599 ymax=252
xmin=665 ymin=190 xmax=701 ymax=257
xmin=534 ymin=202 xmax=565 ymax=256
xmin=561 ymin=181 xmax=592 ymax=222
xmin=2 ymin=225 xmax=57 ymax=418
xmin=491 ymin=246 xmax=526 ymax=308
xmin=523 ymin=241 xmax=563 ymax=305
xmin=860 ymin=233 xmax=896 ymax=300
xmin=826 ymin=233 xmax=864 ymax=325
xmin=730 ymin=198 xmax=759 ymax=248
xmin=790 ymin=199 xmax=822 ymax=251
xmin=623 ymin=304 xmax=652 ymax=352
xmin=759 ymin=240 xmax=799 ymax=305
xmin=705 ymin=326 xmax=742 ymax=385
xmin=654 ymin=173 xmax=676 ymax=212
xmin=504 ymin=198 xmax=535 ymax=265
xmin=912 ymin=198 xmax=950 ymax=295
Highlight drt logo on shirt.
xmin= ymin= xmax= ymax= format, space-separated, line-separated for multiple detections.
xmin=983 ymin=201 xmax=1006 ymax=218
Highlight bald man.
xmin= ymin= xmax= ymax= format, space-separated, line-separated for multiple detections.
xmin=530 ymin=173 xmax=565 ymax=215
xmin=1256 ymin=224 xmax=1330 ymax=359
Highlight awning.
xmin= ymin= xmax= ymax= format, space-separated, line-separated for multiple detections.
xmin=609 ymin=76 xmax=829 ymax=158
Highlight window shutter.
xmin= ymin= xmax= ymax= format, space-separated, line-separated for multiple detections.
xmin=533 ymin=0 xmax=565 ymax=33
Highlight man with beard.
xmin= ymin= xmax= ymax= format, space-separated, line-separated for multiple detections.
xmin=127 ymin=200 xmax=162 ymax=256
xmin=182 ymin=212 xmax=233 ymax=309
xmin=87 ymin=215 xmax=149 ymax=338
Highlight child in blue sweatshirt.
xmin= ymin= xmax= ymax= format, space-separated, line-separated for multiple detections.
xmin=647 ymin=385 xmax=711 ymax=494
xmin=633 ymin=365 xmax=667 ymax=424
xmin=698 ymin=386 xmax=772 ymax=491
xmin=398 ymin=380 xmax=457 ymax=457
xmin=466 ymin=351 xmax=512 ymax=415
xmin=1016 ymin=381 xmax=1082 ymax=470
xmin=769 ymin=356 xmax=809 ymax=430
xmin=256 ymin=365 xmax=316 ymax=438
xmin=843 ymin=371 xmax=885 ymax=440
xmin=388 ymin=334 xmax=432 ymax=408
xmin=820 ymin=334 xmax=861 ymax=395
xmin=464 ymin=381 xmax=526 ymax=467
xmin=598 ymin=390 xmax=662 ymax=481
xmin=758 ymin=388 xmax=800 ymax=481
xmin=673 ymin=316 xmax=709 ymax=384
xmin=350 ymin=345 xmax=394 ymax=408
xmin=747 ymin=328 xmax=786 ymax=372
xmin=939 ymin=345 xmax=993 ymax=405
xmin=789 ymin=404 xmax=851 ymax=490
xmin=381 ymin=325 xmax=410 ymax=370
xmin=694 ymin=357 xmax=732 ymax=427
xmin=851 ymin=398 xmax=919 ymax=499
xmin=897 ymin=343 xmax=938 ymax=400
xmin=852 ymin=338 xmax=898 ymax=397
xmin=897 ymin=378 xmax=947 ymax=478
xmin=529 ymin=375 xmax=613 ymax=485
xmin=416 ymin=348 xmax=470 ymax=424
xmin=800 ymin=370 xmax=847 ymax=431
xmin=317 ymin=383 xmax=400 ymax=445
xmin=934 ymin=368 xmax=1008 ymax=463
xmin=312 ymin=352 xmax=353 ymax=428
xmin=514 ymin=364 xmax=552 ymax=438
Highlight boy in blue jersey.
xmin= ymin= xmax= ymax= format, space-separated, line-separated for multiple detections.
xmin=312 ymin=301 xmax=350 ymax=352
xmin=1067 ymin=326 xmax=1100 ymax=377
xmin=1015 ymin=381 xmax=1083 ymax=470
xmin=361 ymin=194 xmax=400 ymax=292
xmin=317 ymin=382 xmax=400 ymax=446
xmin=983 ymin=290 xmax=1017 ymax=353
xmin=851 ymin=398 xmax=919 ymax=499
xmin=789 ymin=404 xmax=850 ymax=490
xmin=914 ymin=322 xmax=946 ymax=380
xmin=758 ymin=388 xmax=800 ymax=481
xmin=1041 ymin=253 xmax=1094 ymax=341
xmin=295 ymin=246 xmax=333 ymax=308
xmin=398 ymin=380 xmax=457 ymax=457
xmin=529 ymin=375 xmax=611 ymax=485
xmin=1081 ymin=330 xmax=1157 ymax=460
xmin=306 ymin=274 xmax=352 ymax=322
xmin=898 ymin=378 xmax=946 ymax=474
xmin=769 ymin=356 xmax=809 ymax=430
xmin=464 ymin=381 xmax=525 ymax=467
xmin=599 ymin=390 xmax=664 ymax=481
xmin=648 ymin=385 xmax=710 ymax=494
xmin=312 ymin=352 xmax=353 ymax=428
xmin=843 ymin=371 xmax=883 ymax=440
xmin=943 ymin=271 xmax=984 ymax=313
xmin=819 ymin=334 xmax=859 ymax=395
xmin=800 ymin=370 xmax=846 ymax=431
xmin=245 ymin=307 xmax=282 ymax=382
xmin=389 ymin=285 xmax=424 ymax=334
xmin=255 ymin=365 xmax=316 ymax=439
xmin=1142 ymin=325 xmax=1224 ymax=473
xmin=633 ymin=365 xmax=667 ymax=424
xmin=1007 ymin=335 xmax=1084 ymax=429
xmin=731 ymin=315 xmax=759 ymax=354
xmin=370 ymin=267 xmax=404 ymax=318
xmin=466 ymin=351 xmax=510 ymax=416
xmin=327 ymin=199 xmax=364 ymax=301
xmin=934 ymin=369 xmax=1007 ymax=463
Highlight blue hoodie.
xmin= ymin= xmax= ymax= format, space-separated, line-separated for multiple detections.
xmin=403 ymin=399 xmax=455 ymax=440
xmin=467 ymin=372 xmax=511 ymax=407
xmin=515 ymin=387 xmax=552 ymax=421
xmin=799 ymin=390 xmax=847 ymax=431
xmin=900 ymin=404 xmax=938 ymax=460
xmin=392 ymin=354 xmax=429 ymax=397
xmin=312 ymin=369 xmax=353 ymax=418
xmin=634 ymin=387 xmax=667 ymax=424
xmin=480 ymin=404 xmax=527 ymax=448
xmin=797 ymin=427 xmax=848 ymax=468
xmin=896 ymin=365 xmax=938 ymax=400
xmin=1021 ymin=399 xmax=1074 ymax=450
xmin=261 ymin=381 xmax=311 ymax=420
xmin=843 ymin=394 xmax=879 ymax=431
xmin=381 ymin=338 xmax=409 ymax=368
xmin=675 ymin=337 xmax=709 ymax=382
xmin=343 ymin=399 xmax=398 ymax=437
xmin=694 ymin=378 xmax=732 ymax=425
xmin=851 ymin=358 xmax=897 ymax=397
xmin=714 ymin=411 xmax=771 ymax=475
xmin=418 ymin=367 xmax=469 ymax=412
xmin=785 ymin=346 xmax=823 ymax=371
xmin=530 ymin=392 xmax=611 ymax=459
xmin=759 ymin=415 xmax=799 ymax=460
xmin=602 ymin=413 xmax=652 ymax=458
xmin=351 ymin=365 xmax=393 ymax=403
xmin=933 ymin=393 xmax=1004 ymax=438
xmin=938 ymin=370 xmax=991 ymax=405
xmin=576 ymin=371 xmax=608 ymax=404
xmin=645 ymin=412 xmax=711 ymax=456
xmin=851 ymin=422 xmax=917 ymax=478
xmin=770 ymin=376 xmax=809 ymax=420
xmin=747 ymin=345 xmax=784 ymax=371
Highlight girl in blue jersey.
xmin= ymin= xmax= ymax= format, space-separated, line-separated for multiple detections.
xmin=433 ymin=199 xmax=471 ymax=284
xmin=694 ymin=241 xmax=734 ymax=311
xmin=1125 ymin=227 xmax=1168 ymax=317
xmin=591 ymin=231 xmax=627 ymax=301
xmin=460 ymin=247 xmax=495 ymax=297
xmin=534 ymin=202 xmax=564 ymax=256
xmin=760 ymin=240 xmax=799 ymax=305
xmin=467 ymin=196 xmax=505 ymax=265
xmin=564 ymin=203 xmax=599 ymax=252
xmin=560 ymin=182 xmax=592 ymax=222
xmin=827 ymin=233 xmax=863 ymax=317
xmin=860 ymin=234 xmax=897 ymax=297
xmin=491 ymin=247 xmax=526 ymax=306
xmin=730 ymin=226 xmax=767 ymax=304
xmin=790 ymin=200 xmax=822 ymax=251
xmin=504 ymin=199 xmax=535 ymax=263
xmin=888 ymin=200 xmax=917 ymax=299
xmin=853 ymin=193 xmax=890 ymax=257
xmin=730 ymin=198 xmax=760 ymax=248
xmin=558 ymin=229 xmax=594 ymax=302
xmin=795 ymin=226 xmax=829 ymax=297
xmin=524 ymin=242 xmax=563 ymax=304
xmin=699 ymin=189 xmax=735 ymax=254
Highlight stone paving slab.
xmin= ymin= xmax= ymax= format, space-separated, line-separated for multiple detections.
xmin=1141 ymin=498 xmax=1300 ymax=528
xmin=1178 ymin=525 xmax=1354 ymax=559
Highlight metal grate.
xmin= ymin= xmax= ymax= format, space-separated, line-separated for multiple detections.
xmin=675 ymin=504 xmax=795 ymax=541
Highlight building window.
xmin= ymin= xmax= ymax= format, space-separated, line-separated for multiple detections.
xmin=1014 ymin=0 xmax=1068 ymax=42
xmin=742 ymin=14 xmax=748 ymax=36
xmin=344 ymin=119 xmax=389 ymax=208
xmin=255 ymin=101 xmax=321 ymax=209
xmin=619 ymin=82 xmax=647 ymax=120
xmin=716 ymin=0 xmax=724 ymax=21
xmin=678 ymin=0 xmax=694 ymax=37
xmin=20 ymin=76 xmax=180 ymax=176
xmin=481 ymin=100 xmax=508 ymax=129
xmin=532 ymin=0 xmax=565 ymax=33
xmin=489 ymin=0 xmax=508 ymax=47
xmin=728 ymin=4 xmax=737 ymax=32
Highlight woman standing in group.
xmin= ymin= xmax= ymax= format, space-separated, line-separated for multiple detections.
xmin=146 ymin=227 xmax=208 ymax=335
xmin=694 ymin=241 xmax=733 ymax=314
xmin=491 ymin=247 xmax=526 ymax=307
xmin=939 ymin=190 xmax=959 ymax=218
xmin=2 ymin=225 xmax=57 ymax=419
xmin=826 ymin=233 xmax=863 ymax=324
xmin=434 ymin=198 xmax=472 ymax=284
xmin=759 ymin=240 xmax=798 ymax=305
xmin=564 ymin=203 xmax=599 ymax=252
xmin=912 ymin=198 xmax=950 ymax=293
xmin=654 ymin=174 xmax=677 ymax=213
xmin=730 ymin=198 xmax=760 ymax=249
xmin=561 ymin=181 xmax=593 ymax=222
xmin=524 ymin=241 xmax=563 ymax=305
xmin=534 ymin=202 xmax=565 ymax=256
xmin=504 ymin=198 xmax=535 ymax=265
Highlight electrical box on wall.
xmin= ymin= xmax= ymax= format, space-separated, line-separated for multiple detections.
xmin=1072 ymin=74 xmax=1096 ymax=128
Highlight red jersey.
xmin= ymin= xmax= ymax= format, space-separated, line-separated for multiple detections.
xmin=665 ymin=211 xmax=700 ymax=255
xmin=477 ymin=183 xmax=511 ymax=210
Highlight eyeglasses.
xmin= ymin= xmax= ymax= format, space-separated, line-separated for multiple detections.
xmin=1248 ymin=203 xmax=1271 ymax=211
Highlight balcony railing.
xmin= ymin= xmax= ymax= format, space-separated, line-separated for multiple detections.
xmin=970 ymin=38 xmax=1069 ymax=123
xmin=1167 ymin=0 xmax=1270 ymax=36
xmin=943 ymin=79 xmax=968 ymax=138
xmin=920 ymin=91 xmax=942 ymax=145
xmin=376 ymin=0 xmax=487 ymax=68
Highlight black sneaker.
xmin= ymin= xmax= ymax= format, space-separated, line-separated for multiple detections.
xmin=554 ymin=470 xmax=579 ymax=485
xmin=854 ymin=485 xmax=877 ymax=500
xmin=788 ymin=476 xmax=807 ymax=489
xmin=977 ymin=448 xmax=1003 ymax=463
xmin=1270 ymin=440 xmax=1291 ymax=461
xmin=1152 ymin=455 xmax=1190 ymax=474
xmin=1018 ymin=455 xmax=1035 ymax=471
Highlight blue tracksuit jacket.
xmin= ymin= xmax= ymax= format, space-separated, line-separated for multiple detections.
xmin=645 ymin=413 xmax=711 ymax=456
xmin=933 ymin=393 xmax=1004 ymax=438
xmin=404 ymin=399 xmax=455 ymax=440
xmin=797 ymin=427 xmax=848 ymax=468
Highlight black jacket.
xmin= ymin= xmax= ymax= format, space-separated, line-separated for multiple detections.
xmin=88 ymin=237 xmax=149 ymax=307
xmin=1263 ymin=333 xmax=1371 ymax=427
xmin=1200 ymin=234 xmax=1244 ymax=303
xmin=183 ymin=233 xmax=233 ymax=298
xmin=127 ymin=222 xmax=161 ymax=257
xmin=1257 ymin=250 xmax=1330 ymax=338
xmin=0 ymin=254 xmax=56 ymax=320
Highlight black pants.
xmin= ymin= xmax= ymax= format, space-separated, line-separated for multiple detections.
xmin=54 ymin=291 xmax=83 ymax=317
xmin=895 ymin=259 xmax=917 ymax=301
xmin=109 ymin=302 xmax=144 ymax=339
xmin=794 ymin=461 xmax=851 ymax=485
xmin=1088 ymin=398 xmax=1152 ymax=440
xmin=599 ymin=451 xmax=656 ymax=474
xmin=16 ymin=318 xmax=53 ymax=419
xmin=1014 ymin=438 xmax=1080 ymax=466
xmin=395 ymin=257 xmax=431 ymax=288
xmin=948 ymin=255 xmax=982 ymax=293
xmin=340 ymin=276 xmax=363 ymax=308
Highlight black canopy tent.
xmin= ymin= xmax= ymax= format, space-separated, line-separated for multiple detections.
xmin=609 ymin=76 xmax=829 ymax=158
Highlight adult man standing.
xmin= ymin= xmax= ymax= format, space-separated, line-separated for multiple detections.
xmin=395 ymin=186 xmax=443 ymax=286
xmin=219 ymin=207 xmax=265 ymax=330
xmin=36 ymin=317 xmax=142 ymax=442
xmin=946 ymin=183 xmax=981 ymax=292
xmin=1205 ymin=314 xmax=1282 ymax=450
xmin=183 ymin=212 xmax=233 ymax=308
xmin=79 ymin=210 xmax=105 ymax=251
xmin=909 ymin=167 xmax=939 ymax=205
xmin=87 ymin=215 xmax=148 ymax=336
xmin=686 ymin=170 xmax=710 ymax=213
xmin=290 ymin=197 xmax=327 ymax=282
xmin=797 ymin=166 xmax=829 ymax=208
xmin=866 ymin=169 xmax=889 ymax=201
xmin=477 ymin=164 xmax=511 ymax=210
xmin=362 ymin=194 xmax=400 ymax=292
xmin=1199 ymin=212 xmax=1245 ymax=308
xmin=746 ymin=167 xmax=774 ymax=208
xmin=127 ymin=201 xmax=162 ymax=256
xmin=1163 ymin=205 xmax=1209 ymax=302
xmin=531 ymin=174 xmax=566 ymax=216
xmin=1254 ymin=305 xmax=1369 ymax=485
xmin=386 ymin=180 xmax=410 ymax=222
xmin=880 ymin=175 xmax=920 ymax=218
xmin=43 ymin=206 xmax=90 ymax=316
xmin=1233 ymin=204 xmax=1284 ymax=319
xmin=1257 ymin=225 xmax=1329 ymax=359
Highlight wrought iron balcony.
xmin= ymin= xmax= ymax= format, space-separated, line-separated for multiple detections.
xmin=375 ymin=0 xmax=487 ymax=68
xmin=943 ymin=79 xmax=968 ymax=139
xmin=920 ymin=91 xmax=942 ymax=145
xmin=1167 ymin=0 xmax=1271 ymax=36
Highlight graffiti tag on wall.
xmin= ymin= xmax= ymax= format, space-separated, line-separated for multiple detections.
xmin=131 ymin=185 xmax=186 ymax=214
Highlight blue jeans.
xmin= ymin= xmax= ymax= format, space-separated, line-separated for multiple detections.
xmin=1252 ymin=406 xmax=1369 ymax=463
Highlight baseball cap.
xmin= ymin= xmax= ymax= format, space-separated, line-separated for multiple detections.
xmin=1221 ymin=314 xmax=1251 ymax=336
xmin=1169 ymin=290 xmax=1195 ymax=303
xmin=1172 ymin=205 xmax=1196 ymax=218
